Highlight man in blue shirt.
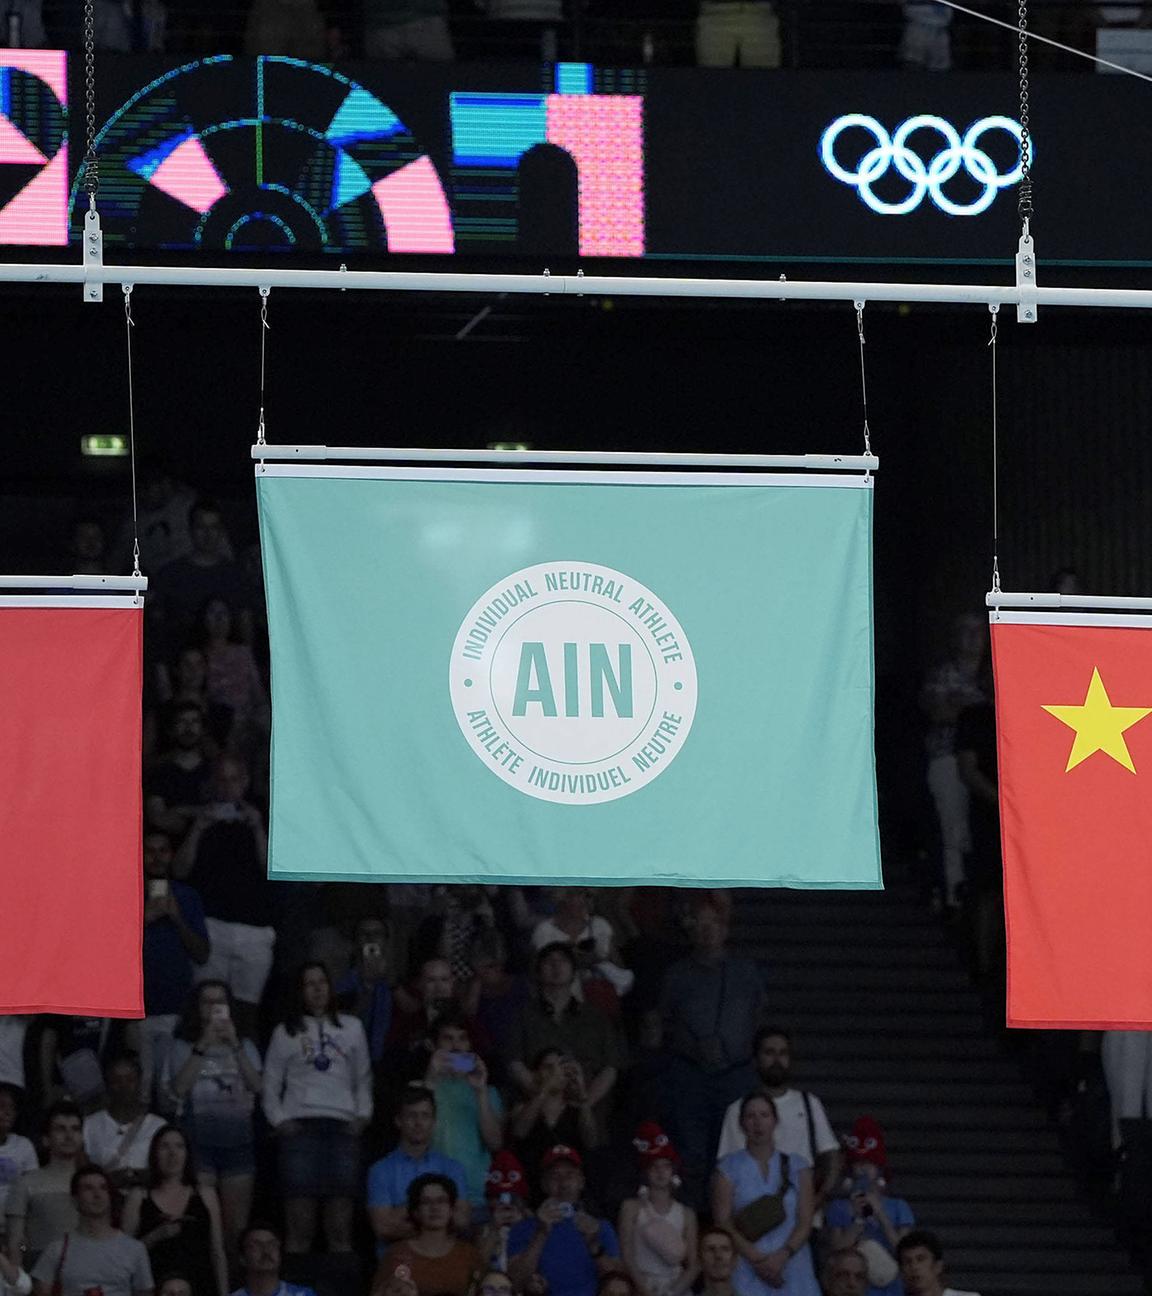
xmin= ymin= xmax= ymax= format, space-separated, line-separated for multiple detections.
xmin=507 ymin=1145 xmax=622 ymax=1296
xmin=366 ymin=1085 xmax=469 ymax=1255
xmin=230 ymin=1222 xmax=316 ymax=1296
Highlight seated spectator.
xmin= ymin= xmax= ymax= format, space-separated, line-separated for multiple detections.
xmin=136 ymin=830 xmax=209 ymax=1109
xmin=363 ymin=0 xmax=453 ymax=60
xmin=177 ymin=755 xmax=274 ymax=1038
xmin=165 ymin=980 xmax=262 ymax=1259
xmin=899 ymin=4 xmax=952 ymax=71
xmin=83 ymin=1057 xmax=166 ymax=1192
xmin=716 ymin=1029 xmax=841 ymax=1215
xmin=464 ymin=930 xmax=529 ymax=1077
xmin=4 ymin=1103 xmax=83 ymax=1268
xmin=506 ymin=1146 xmax=622 ymax=1296
xmin=112 ymin=458 xmax=194 ymax=576
xmin=423 ymin=1019 xmax=504 ymax=1209
xmin=336 ymin=918 xmax=396 ymax=1066
xmin=155 ymin=647 xmax=232 ymax=753
xmin=598 ymin=1276 xmax=638 ymax=1296
xmin=618 ymin=1124 xmax=697 ymax=1296
xmin=367 ymin=1087 xmax=470 ymax=1254
xmin=243 ymin=0 xmax=325 ymax=58
xmin=696 ymin=0 xmax=779 ymax=68
xmin=263 ymin=963 xmax=372 ymax=1256
xmin=371 ymin=1173 xmax=482 ymax=1296
xmin=697 ymin=1227 xmax=737 ymax=1296
xmin=825 ymin=1119 xmax=912 ymax=1294
xmin=30 ymin=1165 xmax=153 ymax=1296
xmin=145 ymin=701 xmax=212 ymax=840
xmin=157 ymin=1278 xmax=194 ymax=1296
xmin=895 ymin=1230 xmax=980 ymax=1296
xmin=121 ymin=1125 xmax=227 ymax=1296
xmin=0 ymin=1087 xmax=37 ymax=1250
xmin=821 ymin=1248 xmax=867 ymax=1296
xmin=654 ymin=899 xmax=764 ymax=1208
xmin=38 ymin=1016 xmax=123 ymax=1112
xmin=531 ymin=890 xmax=634 ymax=1009
xmin=232 ymin=1222 xmax=317 ymax=1296
xmin=710 ymin=1090 xmax=818 ymax=1296
xmin=509 ymin=1050 xmax=600 ymax=1201
xmin=413 ymin=887 xmax=495 ymax=986
xmin=508 ymin=945 xmax=622 ymax=1127
xmin=199 ymin=597 xmax=269 ymax=761
xmin=68 ymin=516 xmax=109 ymax=577
xmin=0 ymin=1248 xmax=30 ymax=1296
xmin=476 ymin=1152 xmax=530 ymax=1273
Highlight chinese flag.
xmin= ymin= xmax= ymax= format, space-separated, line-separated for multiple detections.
xmin=993 ymin=617 xmax=1152 ymax=1028
xmin=0 ymin=604 xmax=143 ymax=1015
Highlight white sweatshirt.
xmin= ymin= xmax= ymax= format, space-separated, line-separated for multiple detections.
xmin=262 ymin=1013 xmax=373 ymax=1127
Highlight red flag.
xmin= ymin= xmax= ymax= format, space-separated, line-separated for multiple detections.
xmin=992 ymin=616 xmax=1152 ymax=1028
xmin=0 ymin=602 xmax=143 ymax=1015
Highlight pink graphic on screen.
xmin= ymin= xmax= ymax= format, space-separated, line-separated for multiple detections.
xmin=147 ymin=135 xmax=229 ymax=214
xmin=0 ymin=49 xmax=67 ymax=246
xmin=371 ymin=156 xmax=455 ymax=254
xmin=545 ymin=95 xmax=644 ymax=258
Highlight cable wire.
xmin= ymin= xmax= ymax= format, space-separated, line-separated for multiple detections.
xmin=124 ymin=286 xmax=141 ymax=579
xmin=988 ymin=304 xmax=1000 ymax=593
xmin=257 ymin=288 xmax=269 ymax=446
xmin=854 ymin=301 xmax=872 ymax=456
xmin=82 ymin=0 xmax=98 ymax=208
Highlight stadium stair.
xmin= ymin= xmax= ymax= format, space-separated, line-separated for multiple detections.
xmin=731 ymin=887 xmax=1143 ymax=1296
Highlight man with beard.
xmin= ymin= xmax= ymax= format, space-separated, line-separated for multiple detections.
xmin=715 ymin=1027 xmax=842 ymax=1214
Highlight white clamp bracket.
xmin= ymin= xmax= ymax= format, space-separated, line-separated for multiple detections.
xmin=83 ymin=208 xmax=104 ymax=304
xmin=1015 ymin=220 xmax=1037 ymax=324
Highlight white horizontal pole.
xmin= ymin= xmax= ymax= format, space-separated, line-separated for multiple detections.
xmin=5 ymin=260 xmax=1152 ymax=311
xmin=251 ymin=445 xmax=877 ymax=471
xmin=0 ymin=573 xmax=149 ymax=591
xmin=987 ymin=591 xmax=1152 ymax=610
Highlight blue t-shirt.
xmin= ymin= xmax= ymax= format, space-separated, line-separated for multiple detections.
xmin=367 ymin=1146 xmax=468 ymax=1254
xmin=231 ymin=1285 xmax=316 ymax=1296
xmin=143 ymin=881 xmax=208 ymax=1015
xmin=507 ymin=1216 xmax=620 ymax=1296
xmin=824 ymin=1195 xmax=915 ymax=1296
xmin=335 ymin=970 xmax=392 ymax=1063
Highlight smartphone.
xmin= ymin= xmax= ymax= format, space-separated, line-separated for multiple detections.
xmin=558 ymin=1202 xmax=575 ymax=1219
xmin=448 ymin=1052 xmax=476 ymax=1074
xmin=147 ymin=879 xmax=169 ymax=899
xmin=363 ymin=942 xmax=383 ymax=960
xmin=210 ymin=1004 xmax=231 ymax=1023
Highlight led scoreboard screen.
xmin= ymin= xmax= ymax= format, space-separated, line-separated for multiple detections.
xmin=0 ymin=52 xmax=1147 ymax=265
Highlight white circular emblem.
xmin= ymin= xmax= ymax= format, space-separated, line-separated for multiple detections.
xmin=449 ymin=561 xmax=697 ymax=804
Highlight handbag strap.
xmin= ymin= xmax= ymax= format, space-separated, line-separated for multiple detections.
xmin=51 ymin=1231 xmax=71 ymax=1296
xmin=801 ymin=1090 xmax=816 ymax=1163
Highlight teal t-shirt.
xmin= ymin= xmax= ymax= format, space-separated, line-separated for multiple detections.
xmin=432 ymin=1077 xmax=504 ymax=1205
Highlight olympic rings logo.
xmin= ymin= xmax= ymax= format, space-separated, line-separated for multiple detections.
xmin=819 ymin=114 xmax=1029 ymax=216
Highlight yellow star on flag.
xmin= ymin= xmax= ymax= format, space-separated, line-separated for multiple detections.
xmin=1043 ymin=667 xmax=1152 ymax=773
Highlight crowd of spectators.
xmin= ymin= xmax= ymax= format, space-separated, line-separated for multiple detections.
xmin=0 ymin=471 xmax=998 ymax=1293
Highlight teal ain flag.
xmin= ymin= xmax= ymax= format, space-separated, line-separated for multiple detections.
xmin=257 ymin=465 xmax=880 ymax=888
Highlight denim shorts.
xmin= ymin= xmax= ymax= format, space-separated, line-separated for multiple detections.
xmin=278 ymin=1118 xmax=361 ymax=1198
xmin=195 ymin=1140 xmax=256 ymax=1179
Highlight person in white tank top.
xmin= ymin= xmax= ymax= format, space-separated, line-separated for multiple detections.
xmin=618 ymin=1124 xmax=699 ymax=1296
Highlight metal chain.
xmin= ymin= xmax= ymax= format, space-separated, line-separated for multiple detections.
xmin=124 ymin=287 xmax=141 ymax=578
xmin=83 ymin=0 xmax=98 ymax=208
xmin=988 ymin=305 xmax=1001 ymax=593
xmin=1017 ymin=0 xmax=1033 ymax=224
xmin=854 ymin=300 xmax=872 ymax=457
xmin=256 ymin=288 xmax=270 ymax=446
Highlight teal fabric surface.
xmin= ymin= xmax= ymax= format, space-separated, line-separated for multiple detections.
xmin=257 ymin=470 xmax=880 ymax=888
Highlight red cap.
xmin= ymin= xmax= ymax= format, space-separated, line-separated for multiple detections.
xmin=844 ymin=1116 xmax=887 ymax=1170
xmin=632 ymin=1121 xmax=678 ymax=1165
xmin=541 ymin=1144 xmax=583 ymax=1172
xmin=485 ymin=1150 xmax=529 ymax=1200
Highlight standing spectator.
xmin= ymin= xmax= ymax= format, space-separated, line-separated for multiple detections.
xmin=531 ymin=890 xmax=634 ymax=1008
xmin=898 ymin=4 xmax=952 ymax=71
xmin=199 ymin=597 xmax=269 ymax=762
xmin=4 ymin=1103 xmax=83 ymax=1268
xmin=506 ymin=1146 xmax=622 ymax=1296
xmin=154 ymin=647 xmax=232 ymax=753
xmin=67 ymin=517 xmax=109 ymax=577
xmin=508 ymin=944 xmax=622 ymax=1123
xmin=476 ymin=1152 xmax=530 ymax=1274
xmin=121 ymin=1126 xmax=228 ymax=1296
xmin=697 ymin=1227 xmax=737 ymax=1296
xmin=37 ymin=1017 xmax=120 ymax=1111
xmin=145 ymin=702 xmax=212 ymax=840
xmin=0 ymin=1019 xmax=29 ymax=1094
xmin=166 ymin=981 xmax=262 ymax=1260
xmin=0 ymin=1088 xmax=37 ymax=1251
xmin=263 ymin=964 xmax=372 ymax=1257
xmin=710 ymin=1091 xmax=819 ymax=1296
xmin=423 ymin=1020 xmax=504 ymax=1210
xmin=696 ymin=2 xmax=779 ymax=67
xmin=336 ymin=918 xmax=395 ymax=1067
xmin=465 ymin=931 xmax=529 ymax=1078
xmin=136 ymin=830 xmax=210 ymax=1109
xmin=231 ymin=1222 xmax=317 ymax=1296
xmin=825 ymin=1119 xmax=913 ymax=1295
xmin=83 ymin=1058 xmax=166 ymax=1192
xmin=366 ymin=1087 xmax=470 ymax=1254
xmin=895 ymin=1231 xmax=980 ymax=1296
xmin=413 ymin=887 xmax=495 ymax=987
xmin=112 ymin=460 xmax=195 ymax=576
xmin=30 ymin=1166 xmax=153 ymax=1296
xmin=388 ymin=959 xmax=468 ymax=1085
xmin=371 ymin=1174 xmax=482 ymax=1296
xmin=618 ymin=1124 xmax=698 ymax=1296
xmin=363 ymin=0 xmax=453 ymax=59
xmin=821 ymin=1248 xmax=868 ymax=1296
xmin=715 ymin=1029 xmax=841 ymax=1215
xmin=654 ymin=900 xmax=765 ymax=1207
xmin=178 ymin=755 xmax=274 ymax=1039
xmin=509 ymin=1050 xmax=600 ymax=1201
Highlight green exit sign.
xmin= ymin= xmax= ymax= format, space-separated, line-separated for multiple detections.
xmin=80 ymin=435 xmax=129 ymax=457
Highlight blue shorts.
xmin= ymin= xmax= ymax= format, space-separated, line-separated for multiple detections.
xmin=195 ymin=1140 xmax=256 ymax=1179
xmin=278 ymin=1118 xmax=361 ymax=1199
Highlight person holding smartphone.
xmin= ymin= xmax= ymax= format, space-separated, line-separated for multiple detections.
xmin=422 ymin=1020 xmax=504 ymax=1214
